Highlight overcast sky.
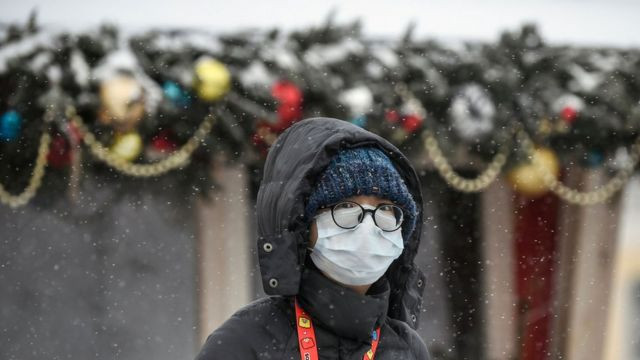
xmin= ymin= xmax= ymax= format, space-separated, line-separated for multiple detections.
xmin=1 ymin=0 xmax=640 ymax=47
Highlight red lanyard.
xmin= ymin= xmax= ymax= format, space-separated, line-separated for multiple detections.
xmin=294 ymin=297 xmax=381 ymax=360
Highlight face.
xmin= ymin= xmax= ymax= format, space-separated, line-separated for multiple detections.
xmin=307 ymin=194 xmax=394 ymax=295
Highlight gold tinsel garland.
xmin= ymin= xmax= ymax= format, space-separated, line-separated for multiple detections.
xmin=1 ymin=106 xmax=639 ymax=208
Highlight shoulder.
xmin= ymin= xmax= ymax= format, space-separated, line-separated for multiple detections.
xmin=384 ymin=318 xmax=432 ymax=360
xmin=232 ymin=295 xmax=293 ymax=322
xmin=195 ymin=296 xmax=295 ymax=360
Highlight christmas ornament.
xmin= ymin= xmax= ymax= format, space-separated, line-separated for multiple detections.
xmin=401 ymin=114 xmax=423 ymax=133
xmin=250 ymin=81 xmax=302 ymax=156
xmin=0 ymin=110 xmax=21 ymax=141
xmin=449 ymin=84 xmax=496 ymax=141
xmin=47 ymin=134 xmax=72 ymax=169
xmin=98 ymin=74 xmax=146 ymax=132
xmin=1 ymin=18 xmax=639 ymax=209
xmin=193 ymin=57 xmax=231 ymax=101
xmin=560 ymin=107 xmax=578 ymax=124
xmin=163 ymin=81 xmax=191 ymax=108
xmin=552 ymin=94 xmax=584 ymax=125
xmin=584 ymin=150 xmax=604 ymax=167
xmin=110 ymin=131 xmax=143 ymax=161
xmin=384 ymin=109 xmax=400 ymax=124
xmin=350 ymin=115 xmax=367 ymax=128
xmin=92 ymin=47 xmax=164 ymax=115
xmin=507 ymin=147 xmax=560 ymax=197
xmin=146 ymin=129 xmax=178 ymax=160
xmin=271 ymin=80 xmax=303 ymax=131
xmin=384 ymin=108 xmax=423 ymax=141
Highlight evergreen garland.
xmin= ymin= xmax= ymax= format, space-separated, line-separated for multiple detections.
xmin=1 ymin=14 xmax=639 ymax=207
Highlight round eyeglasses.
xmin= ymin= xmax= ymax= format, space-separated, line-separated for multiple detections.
xmin=318 ymin=201 xmax=404 ymax=232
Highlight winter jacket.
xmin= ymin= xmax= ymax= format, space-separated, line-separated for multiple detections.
xmin=195 ymin=118 xmax=430 ymax=359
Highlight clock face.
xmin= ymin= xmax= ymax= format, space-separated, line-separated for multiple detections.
xmin=449 ymin=83 xmax=496 ymax=141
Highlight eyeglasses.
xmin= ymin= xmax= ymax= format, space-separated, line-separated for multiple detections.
xmin=318 ymin=201 xmax=404 ymax=232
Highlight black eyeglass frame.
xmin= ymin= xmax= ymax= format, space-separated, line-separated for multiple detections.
xmin=319 ymin=200 xmax=405 ymax=232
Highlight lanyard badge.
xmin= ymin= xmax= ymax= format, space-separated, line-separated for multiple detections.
xmin=294 ymin=297 xmax=381 ymax=360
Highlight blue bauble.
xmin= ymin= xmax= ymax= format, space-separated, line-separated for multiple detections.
xmin=0 ymin=110 xmax=22 ymax=141
xmin=350 ymin=115 xmax=367 ymax=128
xmin=585 ymin=150 xmax=604 ymax=167
xmin=163 ymin=81 xmax=191 ymax=108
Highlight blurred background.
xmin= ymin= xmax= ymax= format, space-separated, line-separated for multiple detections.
xmin=1 ymin=1 xmax=640 ymax=359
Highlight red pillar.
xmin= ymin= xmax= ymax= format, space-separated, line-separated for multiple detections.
xmin=513 ymin=191 xmax=559 ymax=360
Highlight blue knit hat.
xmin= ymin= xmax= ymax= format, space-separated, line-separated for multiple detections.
xmin=304 ymin=146 xmax=418 ymax=243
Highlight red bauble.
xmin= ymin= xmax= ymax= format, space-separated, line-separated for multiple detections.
xmin=151 ymin=130 xmax=177 ymax=153
xmin=560 ymin=106 xmax=578 ymax=124
xmin=271 ymin=80 xmax=302 ymax=105
xmin=252 ymin=81 xmax=303 ymax=156
xmin=276 ymin=104 xmax=302 ymax=129
xmin=47 ymin=134 xmax=72 ymax=168
xmin=271 ymin=80 xmax=303 ymax=131
xmin=401 ymin=114 xmax=423 ymax=133
xmin=385 ymin=109 xmax=400 ymax=124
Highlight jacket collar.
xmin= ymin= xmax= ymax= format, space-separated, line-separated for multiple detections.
xmin=296 ymin=263 xmax=390 ymax=343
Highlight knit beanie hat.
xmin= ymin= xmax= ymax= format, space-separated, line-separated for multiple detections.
xmin=304 ymin=146 xmax=418 ymax=243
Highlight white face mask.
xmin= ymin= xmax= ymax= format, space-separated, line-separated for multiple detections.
xmin=309 ymin=206 xmax=404 ymax=286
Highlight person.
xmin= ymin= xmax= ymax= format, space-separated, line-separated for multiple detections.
xmin=195 ymin=117 xmax=430 ymax=359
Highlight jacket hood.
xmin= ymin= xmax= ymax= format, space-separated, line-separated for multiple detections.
xmin=256 ymin=117 xmax=426 ymax=329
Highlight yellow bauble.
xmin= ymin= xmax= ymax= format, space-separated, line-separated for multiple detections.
xmin=110 ymin=132 xmax=143 ymax=162
xmin=99 ymin=74 xmax=146 ymax=132
xmin=194 ymin=57 xmax=231 ymax=101
xmin=507 ymin=147 xmax=560 ymax=197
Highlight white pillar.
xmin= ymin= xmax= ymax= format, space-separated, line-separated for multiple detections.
xmin=481 ymin=176 xmax=518 ymax=360
xmin=604 ymin=176 xmax=640 ymax=360
xmin=563 ymin=169 xmax=622 ymax=360
xmin=196 ymin=154 xmax=252 ymax=345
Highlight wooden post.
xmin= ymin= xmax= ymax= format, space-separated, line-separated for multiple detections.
xmin=196 ymin=154 xmax=252 ymax=346
xmin=481 ymin=176 xmax=518 ymax=360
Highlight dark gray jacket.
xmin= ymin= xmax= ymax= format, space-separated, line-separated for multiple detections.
xmin=196 ymin=118 xmax=430 ymax=359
